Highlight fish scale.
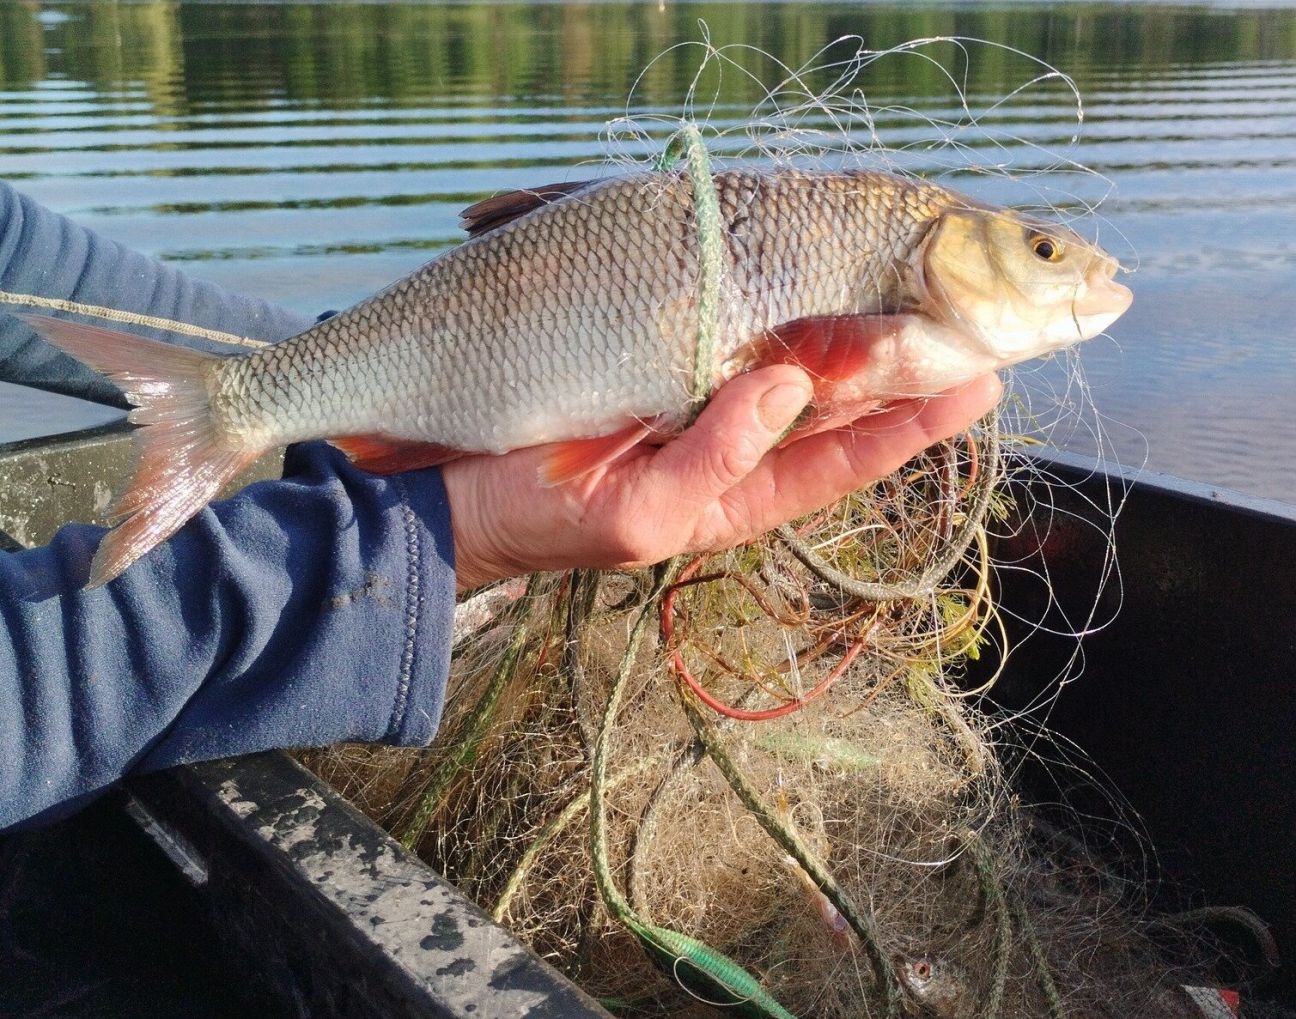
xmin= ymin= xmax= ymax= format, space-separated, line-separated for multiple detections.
xmin=23 ymin=163 xmax=1130 ymax=585
xmin=219 ymin=168 xmax=948 ymax=453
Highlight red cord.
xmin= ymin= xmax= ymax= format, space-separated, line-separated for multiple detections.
xmin=661 ymin=556 xmax=867 ymax=722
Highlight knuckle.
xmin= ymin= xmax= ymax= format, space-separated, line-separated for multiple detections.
xmin=718 ymin=496 xmax=758 ymax=546
xmin=705 ymin=434 xmax=760 ymax=490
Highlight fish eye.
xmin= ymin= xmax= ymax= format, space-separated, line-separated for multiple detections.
xmin=1029 ymin=232 xmax=1063 ymax=262
xmin=912 ymin=960 xmax=932 ymax=980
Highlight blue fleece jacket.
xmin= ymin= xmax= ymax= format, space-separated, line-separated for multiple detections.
xmin=0 ymin=182 xmax=456 ymax=830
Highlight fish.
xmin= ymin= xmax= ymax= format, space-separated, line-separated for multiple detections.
xmin=895 ymin=955 xmax=973 ymax=1019
xmin=21 ymin=167 xmax=1131 ymax=586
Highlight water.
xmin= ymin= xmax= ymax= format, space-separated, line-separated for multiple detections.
xmin=0 ymin=0 xmax=1293 ymax=502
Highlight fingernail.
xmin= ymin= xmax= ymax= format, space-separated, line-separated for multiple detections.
xmin=757 ymin=382 xmax=812 ymax=432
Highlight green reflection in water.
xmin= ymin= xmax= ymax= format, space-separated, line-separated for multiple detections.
xmin=1 ymin=1 xmax=1296 ymax=496
xmin=4 ymin=2 xmax=1293 ymax=111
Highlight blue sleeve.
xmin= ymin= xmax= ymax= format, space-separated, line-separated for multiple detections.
xmin=0 ymin=182 xmax=458 ymax=831
xmin=1 ymin=442 xmax=456 ymax=831
xmin=0 ymin=178 xmax=315 ymax=406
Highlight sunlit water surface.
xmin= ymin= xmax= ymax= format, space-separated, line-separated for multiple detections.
xmin=0 ymin=0 xmax=1293 ymax=503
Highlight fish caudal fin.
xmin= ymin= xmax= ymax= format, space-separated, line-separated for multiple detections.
xmin=17 ymin=313 xmax=256 ymax=587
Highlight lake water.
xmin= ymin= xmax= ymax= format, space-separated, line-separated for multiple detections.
xmin=0 ymin=0 xmax=1293 ymax=503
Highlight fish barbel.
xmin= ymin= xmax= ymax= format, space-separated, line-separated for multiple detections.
xmin=23 ymin=167 xmax=1131 ymax=586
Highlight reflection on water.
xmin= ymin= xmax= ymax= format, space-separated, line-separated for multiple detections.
xmin=0 ymin=1 xmax=1294 ymax=501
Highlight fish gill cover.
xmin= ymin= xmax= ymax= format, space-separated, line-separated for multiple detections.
xmin=296 ymin=36 xmax=1265 ymax=1019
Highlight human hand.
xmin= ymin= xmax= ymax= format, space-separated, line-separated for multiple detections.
xmin=442 ymin=366 xmax=1003 ymax=593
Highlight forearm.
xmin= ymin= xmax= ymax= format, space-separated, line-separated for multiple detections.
xmin=0 ymin=443 xmax=455 ymax=831
xmin=0 ymin=179 xmax=314 ymax=406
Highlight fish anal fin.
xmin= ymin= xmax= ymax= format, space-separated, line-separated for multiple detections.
xmin=459 ymin=180 xmax=594 ymax=238
xmin=330 ymin=435 xmax=466 ymax=475
xmin=538 ymin=423 xmax=654 ymax=487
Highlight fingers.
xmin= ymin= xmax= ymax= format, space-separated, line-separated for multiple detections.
xmin=642 ymin=365 xmax=813 ymax=509
xmin=711 ymin=374 xmax=1003 ymax=539
xmin=446 ymin=370 xmax=1003 ymax=591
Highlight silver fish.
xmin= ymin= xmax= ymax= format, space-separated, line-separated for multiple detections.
xmin=23 ymin=167 xmax=1130 ymax=585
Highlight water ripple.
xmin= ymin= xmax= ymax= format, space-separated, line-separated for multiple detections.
xmin=0 ymin=0 xmax=1293 ymax=505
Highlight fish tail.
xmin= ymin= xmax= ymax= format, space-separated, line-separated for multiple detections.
xmin=17 ymin=313 xmax=258 ymax=587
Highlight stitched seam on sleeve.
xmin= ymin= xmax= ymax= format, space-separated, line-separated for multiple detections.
xmin=389 ymin=477 xmax=421 ymax=735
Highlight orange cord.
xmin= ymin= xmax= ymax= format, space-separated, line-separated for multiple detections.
xmin=661 ymin=556 xmax=869 ymax=722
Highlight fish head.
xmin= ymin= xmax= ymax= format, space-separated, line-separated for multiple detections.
xmin=894 ymin=955 xmax=969 ymax=1018
xmin=920 ymin=205 xmax=1132 ymax=363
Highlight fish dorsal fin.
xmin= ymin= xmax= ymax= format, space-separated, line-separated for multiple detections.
xmin=459 ymin=180 xmax=594 ymax=238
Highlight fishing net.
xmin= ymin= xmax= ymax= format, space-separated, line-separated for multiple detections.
xmin=306 ymin=409 xmax=1264 ymax=1017
xmin=300 ymin=36 xmax=1271 ymax=1019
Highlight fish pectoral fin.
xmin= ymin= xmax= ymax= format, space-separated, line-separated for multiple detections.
xmin=537 ymin=423 xmax=655 ymax=487
xmin=743 ymin=314 xmax=899 ymax=383
xmin=329 ymin=435 xmax=466 ymax=474
xmin=737 ymin=314 xmax=917 ymax=443
xmin=459 ymin=180 xmax=596 ymax=238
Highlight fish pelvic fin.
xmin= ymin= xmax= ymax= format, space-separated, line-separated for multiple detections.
xmin=17 ymin=313 xmax=256 ymax=587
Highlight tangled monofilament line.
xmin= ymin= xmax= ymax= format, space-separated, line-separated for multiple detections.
xmin=294 ymin=40 xmax=1234 ymax=1019
xmin=360 ymin=402 xmax=1014 ymax=1017
xmin=1 ymin=28 xmax=1254 ymax=1012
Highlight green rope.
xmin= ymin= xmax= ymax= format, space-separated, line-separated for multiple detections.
xmin=588 ymin=561 xmax=796 ymax=1019
xmin=656 ymin=122 xmax=725 ymax=412
xmin=962 ymin=831 xmax=1013 ymax=1019
xmin=492 ymin=755 xmax=660 ymax=924
xmin=777 ymin=409 xmax=1002 ymax=603
xmin=676 ymin=691 xmax=902 ymax=1018
xmin=629 ymin=741 xmax=704 ymax=921
xmin=1013 ymin=893 xmax=1066 ymax=1019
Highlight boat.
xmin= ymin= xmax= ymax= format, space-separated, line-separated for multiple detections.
xmin=1 ymin=422 xmax=1292 ymax=1016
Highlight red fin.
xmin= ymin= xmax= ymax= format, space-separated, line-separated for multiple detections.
xmin=459 ymin=180 xmax=594 ymax=238
xmin=538 ymin=423 xmax=653 ymax=487
xmin=330 ymin=435 xmax=465 ymax=475
xmin=15 ymin=312 xmax=255 ymax=587
xmin=747 ymin=315 xmax=894 ymax=382
xmin=737 ymin=314 xmax=919 ymax=443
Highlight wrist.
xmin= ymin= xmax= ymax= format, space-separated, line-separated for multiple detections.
xmin=443 ymin=458 xmax=517 ymax=594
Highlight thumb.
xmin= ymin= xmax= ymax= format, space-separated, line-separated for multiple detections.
xmin=647 ymin=366 xmax=813 ymax=506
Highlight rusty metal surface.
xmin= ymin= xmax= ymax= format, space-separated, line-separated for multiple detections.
xmin=0 ymin=421 xmax=282 ymax=547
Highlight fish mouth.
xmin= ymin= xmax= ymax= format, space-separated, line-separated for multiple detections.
xmin=1073 ymin=256 xmax=1133 ymax=325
